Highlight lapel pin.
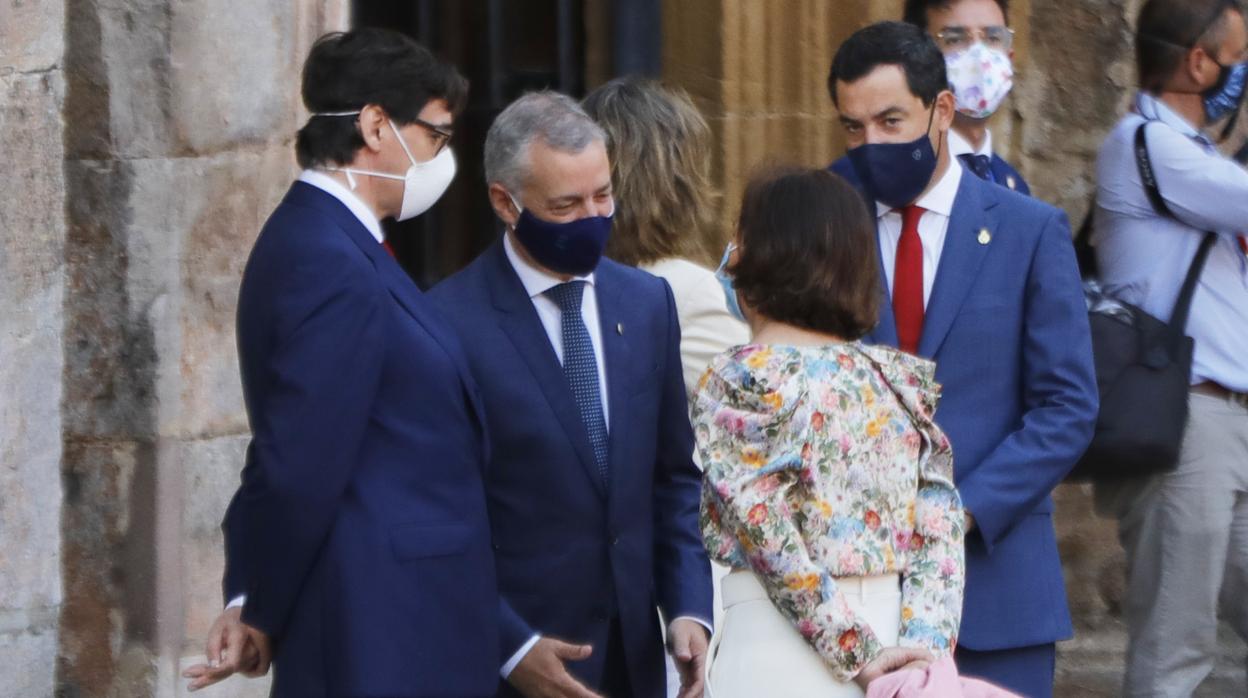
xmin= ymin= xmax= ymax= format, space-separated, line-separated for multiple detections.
xmin=978 ymin=228 xmax=992 ymax=245
xmin=1006 ymin=176 xmax=1017 ymax=190
xmin=616 ymin=322 xmax=624 ymax=335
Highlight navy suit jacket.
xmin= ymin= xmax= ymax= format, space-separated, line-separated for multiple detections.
xmin=830 ymin=160 xmax=1097 ymax=650
xmin=222 ymin=182 xmax=499 ymax=697
xmin=429 ymin=240 xmax=712 ymax=697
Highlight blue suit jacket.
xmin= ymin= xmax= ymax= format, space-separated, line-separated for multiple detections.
xmin=222 ymin=182 xmax=499 ymax=697
xmin=429 ymin=240 xmax=712 ymax=697
xmin=830 ymin=159 xmax=1097 ymax=650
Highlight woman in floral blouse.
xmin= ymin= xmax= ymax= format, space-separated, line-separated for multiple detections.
xmin=697 ymin=167 xmax=965 ymax=697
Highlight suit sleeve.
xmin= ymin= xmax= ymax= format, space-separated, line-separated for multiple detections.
xmin=653 ymin=281 xmax=715 ymax=624
xmin=233 ymin=252 xmax=386 ymax=640
xmin=954 ymin=209 xmax=1098 ymax=552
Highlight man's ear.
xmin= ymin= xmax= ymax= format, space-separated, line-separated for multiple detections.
xmin=358 ymin=104 xmax=388 ymax=153
xmin=934 ymin=89 xmax=957 ymax=132
xmin=489 ymin=183 xmax=520 ymax=228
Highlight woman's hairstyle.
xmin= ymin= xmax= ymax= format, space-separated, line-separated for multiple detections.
xmin=295 ymin=29 xmax=468 ymax=169
xmin=731 ymin=167 xmax=880 ymax=339
xmin=583 ymin=77 xmax=720 ymax=267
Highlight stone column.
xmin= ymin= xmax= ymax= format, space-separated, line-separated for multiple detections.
xmin=0 ymin=1 xmax=67 ymax=695
xmin=662 ymin=0 xmax=904 ymax=243
xmin=59 ymin=2 xmax=348 ymax=695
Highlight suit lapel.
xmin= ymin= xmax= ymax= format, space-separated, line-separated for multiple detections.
xmin=869 ymin=231 xmax=900 ymax=348
xmin=918 ymin=172 xmax=997 ymax=357
xmin=486 ymin=243 xmax=607 ymax=498
xmin=594 ymin=264 xmax=632 ymax=504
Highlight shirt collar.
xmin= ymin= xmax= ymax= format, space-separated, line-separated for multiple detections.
xmin=298 ymin=170 xmax=386 ymax=244
xmin=502 ymin=231 xmax=596 ymax=299
xmin=947 ymin=127 xmax=993 ymax=158
xmin=1135 ymin=92 xmax=1210 ymax=144
xmin=875 ymin=156 xmax=964 ymax=219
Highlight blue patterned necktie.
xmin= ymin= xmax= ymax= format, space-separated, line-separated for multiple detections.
xmin=958 ymin=153 xmax=993 ymax=182
xmin=545 ymin=281 xmax=610 ymax=486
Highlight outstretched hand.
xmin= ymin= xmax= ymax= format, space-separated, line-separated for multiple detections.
xmin=183 ymin=607 xmax=272 ymax=692
xmin=852 ymin=646 xmax=935 ymax=689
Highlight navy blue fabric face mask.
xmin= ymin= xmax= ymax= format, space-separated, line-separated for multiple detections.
xmin=846 ymin=106 xmax=941 ymax=209
xmin=1204 ymin=59 xmax=1248 ymax=123
xmin=508 ymin=194 xmax=613 ymax=276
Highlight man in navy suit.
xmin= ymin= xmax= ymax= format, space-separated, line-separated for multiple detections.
xmin=429 ymin=92 xmax=713 ymax=698
xmin=184 ymin=30 xmax=498 ymax=697
xmin=904 ymin=0 xmax=1031 ymax=195
xmin=826 ymin=23 xmax=1097 ymax=697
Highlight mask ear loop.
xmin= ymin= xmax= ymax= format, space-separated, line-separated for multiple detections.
xmin=388 ymin=120 xmax=419 ymax=167
xmin=927 ymin=99 xmax=945 ymax=163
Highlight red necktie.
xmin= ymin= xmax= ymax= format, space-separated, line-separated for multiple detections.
xmin=893 ymin=205 xmax=926 ymax=355
xmin=1239 ymin=235 xmax=1247 ymax=256
xmin=382 ymin=240 xmax=397 ymax=258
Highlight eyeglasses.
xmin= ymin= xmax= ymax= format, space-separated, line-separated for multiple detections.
xmin=933 ymin=25 xmax=1015 ymax=53
xmin=412 ymin=116 xmax=454 ymax=156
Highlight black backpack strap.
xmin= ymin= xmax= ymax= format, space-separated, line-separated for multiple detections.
xmin=1169 ymin=232 xmax=1218 ymax=332
xmin=1132 ymin=121 xmax=1220 ymax=333
xmin=1134 ymin=122 xmax=1174 ymax=218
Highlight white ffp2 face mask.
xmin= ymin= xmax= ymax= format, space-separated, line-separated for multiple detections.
xmin=323 ymin=117 xmax=457 ymax=221
xmin=945 ymin=43 xmax=1014 ymax=119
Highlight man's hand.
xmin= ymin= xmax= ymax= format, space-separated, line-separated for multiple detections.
xmin=507 ymin=637 xmax=602 ymax=698
xmin=668 ymin=618 xmax=710 ymax=698
xmin=182 ymin=607 xmax=272 ymax=691
xmin=852 ymin=647 xmax=934 ymax=689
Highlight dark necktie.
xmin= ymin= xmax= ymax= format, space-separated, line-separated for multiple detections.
xmin=958 ymin=153 xmax=993 ymax=182
xmin=545 ymin=281 xmax=610 ymax=485
xmin=894 ymin=205 xmax=926 ymax=355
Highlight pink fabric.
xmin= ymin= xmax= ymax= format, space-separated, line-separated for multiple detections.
xmin=865 ymin=657 xmax=1022 ymax=698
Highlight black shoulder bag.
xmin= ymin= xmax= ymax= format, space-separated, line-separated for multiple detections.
xmin=1069 ymin=122 xmax=1217 ymax=482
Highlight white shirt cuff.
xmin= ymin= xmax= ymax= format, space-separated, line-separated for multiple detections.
xmin=226 ymin=595 xmax=246 ymax=611
xmin=501 ymin=634 xmax=542 ymax=679
xmin=670 ymin=615 xmax=713 ymax=636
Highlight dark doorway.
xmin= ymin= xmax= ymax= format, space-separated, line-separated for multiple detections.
xmin=352 ymin=0 xmax=660 ymax=288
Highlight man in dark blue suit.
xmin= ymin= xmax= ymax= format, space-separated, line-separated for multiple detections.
xmin=185 ymin=30 xmax=498 ymax=697
xmin=826 ymin=23 xmax=1097 ymax=697
xmin=429 ymin=92 xmax=713 ymax=698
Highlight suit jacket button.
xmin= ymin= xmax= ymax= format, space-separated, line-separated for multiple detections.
xmin=611 ymin=537 xmax=619 ymax=546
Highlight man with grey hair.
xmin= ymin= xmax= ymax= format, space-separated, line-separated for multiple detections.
xmin=429 ymin=91 xmax=713 ymax=698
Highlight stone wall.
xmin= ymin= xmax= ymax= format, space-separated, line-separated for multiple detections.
xmin=663 ymin=1 xmax=1246 ymax=695
xmin=0 ymin=1 xmax=67 ymax=696
xmin=56 ymin=2 xmax=348 ymax=696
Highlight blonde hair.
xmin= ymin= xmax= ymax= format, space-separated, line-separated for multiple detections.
xmin=583 ymin=77 xmax=721 ymax=267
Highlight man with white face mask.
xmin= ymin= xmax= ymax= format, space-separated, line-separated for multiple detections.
xmin=904 ymin=0 xmax=1031 ymax=195
xmin=183 ymin=29 xmax=499 ymax=697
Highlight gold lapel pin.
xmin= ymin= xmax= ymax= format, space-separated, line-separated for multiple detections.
xmin=1006 ymin=176 xmax=1017 ymax=190
xmin=978 ymin=228 xmax=992 ymax=245
xmin=616 ymin=322 xmax=624 ymax=335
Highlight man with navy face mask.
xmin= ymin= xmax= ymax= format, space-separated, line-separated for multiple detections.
xmin=1094 ymin=1 xmax=1248 ymax=695
xmin=429 ymin=92 xmax=712 ymax=698
xmin=828 ymin=22 xmax=1098 ymax=697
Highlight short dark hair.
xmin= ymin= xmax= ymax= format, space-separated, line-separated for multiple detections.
xmin=903 ymin=0 xmax=1011 ymax=30
xmin=731 ymin=167 xmax=879 ymax=339
xmin=1136 ymin=0 xmax=1243 ymax=93
xmin=828 ymin=21 xmax=949 ymax=107
xmin=295 ymin=29 xmax=468 ymax=169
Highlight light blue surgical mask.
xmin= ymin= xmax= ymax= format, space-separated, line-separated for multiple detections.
xmin=714 ymin=242 xmax=746 ymax=323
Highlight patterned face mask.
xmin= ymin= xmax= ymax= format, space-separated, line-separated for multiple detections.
xmin=945 ymin=43 xmax=1015 ymax=119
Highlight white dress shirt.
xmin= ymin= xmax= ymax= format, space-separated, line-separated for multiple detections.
xmin=948 ymin=127 xmax=993 ymax=159
xmin=224 ymin=172 xmax=387 ymax=615
xmin=876 ymin=157 xmax=964 ymax=308
xmin=1095 ymin=92 xmax=1248 ymax=391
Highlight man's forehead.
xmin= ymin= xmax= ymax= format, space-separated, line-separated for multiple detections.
xmin=527 ymin=139 xmax=611 ymax=195
xmin=929 ymin=0 xmax=1007 ymax=28
xmin=836 ymin=65 xmax=924 ymax=118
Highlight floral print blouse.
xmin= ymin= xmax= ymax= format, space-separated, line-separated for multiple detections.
xmin=695 ymin=342 xmax=965 ymax=681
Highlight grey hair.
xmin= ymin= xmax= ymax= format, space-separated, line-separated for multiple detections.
xmin=484 ymin=90 xmax=607 ymax=193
